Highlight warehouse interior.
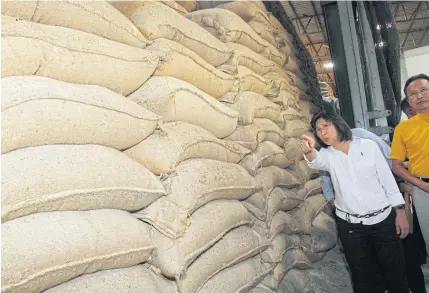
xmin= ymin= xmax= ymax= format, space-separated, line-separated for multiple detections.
xmin=1 ymin=1 xmax=429 ymax=293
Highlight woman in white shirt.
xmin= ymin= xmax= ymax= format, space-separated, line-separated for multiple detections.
xmin=301 ymin=111 xmax=409 ymax=293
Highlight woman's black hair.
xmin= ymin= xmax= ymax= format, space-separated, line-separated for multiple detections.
xmin=403 ymin=73 xmax=429 ymax=97
xmin=310 ymin=111 xmax=353 ymax=148
xmin=400 ymin=98 xmax=411 ymax=112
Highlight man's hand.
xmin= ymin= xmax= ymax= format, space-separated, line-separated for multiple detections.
xmin=400 ymin=182 xmax=413 ymax=194
xmin=395 ymin=209 xmax=409 ymax=239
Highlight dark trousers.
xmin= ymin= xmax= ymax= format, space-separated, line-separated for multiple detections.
xmin=403 ymin=206 xmax=427 ymax=293
xmin=336 ymin=210 xmax=409 ymax=293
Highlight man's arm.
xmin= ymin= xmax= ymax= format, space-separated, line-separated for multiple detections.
xmin=320 ymin=171 xmax=335 ymax=202
xmin=392 ymin=160 xmax=429 ymax=192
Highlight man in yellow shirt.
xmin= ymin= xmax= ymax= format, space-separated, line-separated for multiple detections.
xmin=392 ymin=74 xmax=429 ymax=258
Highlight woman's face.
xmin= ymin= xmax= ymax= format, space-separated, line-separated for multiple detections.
xmin=315 ymin=118 xmax=338 ymax=146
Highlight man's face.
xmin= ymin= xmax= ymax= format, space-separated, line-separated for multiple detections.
xmin=406 ymin=79 xmax=429 ymax=112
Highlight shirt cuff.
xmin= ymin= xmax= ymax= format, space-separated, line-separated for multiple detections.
xmin=304 ymin=150 xmax=320 ymax=168
xmin=389 ymin=193 xmax=406 ymax=207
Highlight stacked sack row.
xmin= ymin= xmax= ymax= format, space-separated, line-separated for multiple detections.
xmin=1 ymin=1 xmax=336 ymax=293
xmin=181 ymin=2 xmax=337 ymax=292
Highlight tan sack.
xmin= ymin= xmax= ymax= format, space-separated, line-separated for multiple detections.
xmin=1 ymin=145 xmax=165 ymax=222
xmin=44 ymin=265 xmax=178 ymax=293
xmin=1 ymin=0 xmax=149 ymax=47
xmin=187 ymin=8 xmax=286 ymax=65
xmin=198 ymin=255 xmax=273 ymax=293
xmin=128 ymin=76 xmax=238 ymax=138
xmin=1 ymin=16 xmax=161 ymax=96
xmin=148 ymin=200 xmax=252 ymax=277
xmin=221 ymin=91 xmax=282 ymax=125
xmin=239 ymin=141 xmax=293 ymax=175
xmin=176 ymin=1 xmax=197 ymax=12
xmin=146 ymin=38 xmax=236 ymax=98
xmin=135 ymin=159 xmax=260 ymax=238
xmin=225 ymin=118 xmax=286 ymax=151
xmin=111 ymin=1 xmax=232 ymax=66
xmin=1 ymin=76 xmax=160 ymax=153
xmin=1 ymin=210 xmax=155 ymax=293
xmin=178 ymin=226 xmax=270 ymax=293
xmin=162 ymin=1 xmax=188 ymax=15
xmin=125 ymin=121 xmax=250 ymax=175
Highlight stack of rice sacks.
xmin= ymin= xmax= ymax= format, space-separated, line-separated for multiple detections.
xmin=1 ymin=1 xmax=337 ymax=293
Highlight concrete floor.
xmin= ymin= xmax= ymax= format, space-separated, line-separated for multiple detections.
xmin=307 ymin=246 xmax=429 ymax=293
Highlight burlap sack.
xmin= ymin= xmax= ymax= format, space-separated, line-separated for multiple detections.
xmin=198 ymin=255 xmax=273 ymax=293
xmin=284 ymin=120 xmax=310 ymax=138
xmin=1 ymin=210 xmax=155 ymax=293
xmin=216 ymin=1 xmax=270 ymax=24
xmin=162 ymin=1 xmax=188 ymax=15
xmin=266 ymin=187 xmax=303 ymax=222
xmin=224 ymin=42 xmax=275 ymax=76
xmin=176 ymin=0 xmax=197 ymax=12
xmin=248 ymin=20 xmax=280 ymax=49
xmin=125 ymin=121 xmax=250 ymax=175
xmin=248 ymin=284 xmax=274 ymax=293
xmin=188 ymin=8 xmax=286 ymax=65
xmin=111 ymin=1 xmax=232 ymax=66
xmin=283 ymin=138 xmax=304 ymax=164
xmin=266 ymin=89 xmax=300 ymax=109
xmin=148 ymin=200 xmax=252 ymax=277
xmin=44 ymin=265 xmax=178 ymax=293
xmin=261 ymin=234 xmax=301 ymax=263
xmin=135 ymin=159 xmax=260 ymax=238
xmin=1 ymin=145 xmax=165 ymax=222
xmin=263 ymin=248 xmax=312 ymax=291
xmin=254 ymin=166 xmax=300 ymax=193
xmin=239 ymin=141 xmax=293 ymax=175
xmin=290 ymin=194 xmax=327 ymax=234
xmin=146 ymin=38 xmax=236 ymax=98
xmin=309 ymin=212 xmax=337 ymax=253
xmin=1 ymin=16 xmax=161 ymax=96
xmin=178 ymin=226 xmax=270 ymax=293
xmin=197 ymin=0 xmax=266 ymax=11
xmin=1 ymin=76 xmax=160 ymax=153
xmin=128 ymin=76 xmax=238 ymax=138
xmin=264 ymin=71 xmax=293 ymax=91
xmin=298 ymin=179 xmax=323 ymax=200
xmin=290 ymin=160 xmax=320 ymax=184
xmin=281 ymin=269 xmax=311 ymax=293
xmin=1 ymin=0 xmax=149 ymax=47
xmin=299 ymin=100 xmax=320 ymax=117
xmin=221 ymin=91 xmax=282 ymax=125
xmin=269 ymin=210 xmax=300 ymax=240
xmin=225 ymin=118 xmax=286 ymax=151
xmin=277 ymin=108 xmax=308 ymax=129
xmin=233 ymin=66 xmax=276 ymax=96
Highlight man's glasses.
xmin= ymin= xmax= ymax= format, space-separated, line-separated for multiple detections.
xmin=408 ymin=87 xmax=429 ymax=98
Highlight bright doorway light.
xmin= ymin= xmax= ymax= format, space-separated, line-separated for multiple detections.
xmin=324 ymin=62 xmax=334 ymax=69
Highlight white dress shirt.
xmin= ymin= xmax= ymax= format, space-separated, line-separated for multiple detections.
xmin=305 ymin=137 xmax=404 ymax=225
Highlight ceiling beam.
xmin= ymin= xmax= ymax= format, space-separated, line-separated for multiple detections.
xmin=310 ymin=1 xmax=328 ymax=42
xmin=287 ymin=1 xmax=321 ymax=60
xmin=401 ymin=2 xmax=423 ymax=47
xmin=418 ymin=24 xmax=429 ymax=46
xmin=396 ymin=16 xmax=429 ymax=23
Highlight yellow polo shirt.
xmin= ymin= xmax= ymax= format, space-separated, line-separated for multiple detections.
xmin=391 ymin=113 xmax=429 ymax=177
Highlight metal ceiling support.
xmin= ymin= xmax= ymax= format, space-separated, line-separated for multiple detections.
xmin=311 ymin=1 xmax=328 ymax=41
xmin=419 ymin=24 xmax=429 ymax=46
xmin=401 ymin=2 xmax=423 ymax=47
xmin=288 ymin=1 xmax=321 ymax=61
xmin=321 ymin=1 xmax=392 ymax=135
